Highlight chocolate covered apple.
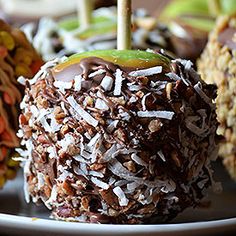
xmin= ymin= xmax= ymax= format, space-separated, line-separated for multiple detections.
xmin=17 ymin=49 xmax=219 ymax=223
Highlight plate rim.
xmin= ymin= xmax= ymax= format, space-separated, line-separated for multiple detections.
xmin=0 ymin=213 xmax=236 ymax=235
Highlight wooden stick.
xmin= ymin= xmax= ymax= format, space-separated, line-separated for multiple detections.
xmin=117 ymin=0 xmax=131 ymax=50
xmin=77 ymin=0 xmax=93 ymax=29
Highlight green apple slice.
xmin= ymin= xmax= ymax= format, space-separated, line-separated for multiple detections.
xmin=160 ymin=0 xmax=209 ymax=20
xmin=58 ymin=16 xmax=113 ymax=31
xmin=75 ymin=21 xmax=117 ymax=40
xmin=54 ymin=50 xmax=171 ymax=74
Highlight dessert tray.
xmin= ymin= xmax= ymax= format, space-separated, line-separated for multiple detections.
xmin=0 ymin=161 xmax=235 ymax=236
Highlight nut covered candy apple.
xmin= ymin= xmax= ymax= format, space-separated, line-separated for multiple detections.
xmin=18 ymin=49 xmax=219 ymax=223
xmin=0 ymin=19 xmax=42 ymax=187
xmin=198 ymin=14 xmax=236 ymax=180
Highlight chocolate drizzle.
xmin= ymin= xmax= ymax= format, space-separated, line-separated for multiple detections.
xmin=79 ymin=57 xmax=118 ymax=79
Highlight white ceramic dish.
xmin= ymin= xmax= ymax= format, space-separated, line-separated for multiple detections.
xmin=0 ymin=162 xmax=235 ymax=236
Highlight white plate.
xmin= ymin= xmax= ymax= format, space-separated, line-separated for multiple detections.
xmin=0 ymin=161 xmax=236 ymax=236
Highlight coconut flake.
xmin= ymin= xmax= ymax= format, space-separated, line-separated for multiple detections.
xmin=30 ymin=105 xmax=39 ymax=118
xmin=45 ymin=185 xmax=57 ymax=209
xmin=113 ymin=69 xmax=124 ymax=96
xmin=80 ymin=163 xmax=88 ymax=175
xmin=129 ymin=96 xmax=138 ymax=103
xmin=127 ymin=84 xmax=142 ymax=91
xmin=107 ymin=120 xmax=119 ymax=133
xmin=119 ymin=109 xmax=131 ymax=121
xmin=58 ymin=133 xmax=75 ymax=151
xmin=73 ymin=165 xmax=88 ymax=177
xmin=84 ymin=132 xmax=92 ymax=140
xmin=141 ymin=92 xmax=151 ymax=111
xmin=113 ymin=186 xmax=129 ymax=206
xmin=53 ymin=80 xmax=72 ymax=94
xmin=87 ymin=133 xmax=101 ymax=147
xmin=40 ymin=116 xmax=52 ymax=132
xmin=48 ymin=113 xmax=62 ymax=132
xmin=97 ymin=201 xmax=108 ymax=215
xmin=61 ymin=102 xmax=68 ymax=115
xmin=138 ymin=188 xmax=154 ymax=205
xmin=66 ymin=160 xmax=72 ymax=167
xmin=137 ymin=110 xmax=174 ymax=120
xmin=150 ymin=81 xmax=167 ymax=89
xmin=24 ymin=171 xmax=30 ymax=203
xmin=166 ymin=72 xmax=183 ymax=83
xmin=109 ymin=177 xmax=116 ymax=185
xmin=108 ymin=159 xmax=173 ymax=189
xmin=157 ymin=150 xmax=166 ymax=162
xmin=131 ymin=153 xmax=148 ymax=167
xmin=41 ymin=57 xmax=62 ymax=71
xmin=57 ymin=169 xmax=73 ymax=181
xmin=174 ymin=59 xmax=193 ymax=70
xmin=114 ymin=180 xmax=128 ymax=187
xmin=28 ymin=68 xmax=44 ymax=85
xmin=100 ymin=146 xmax=135 ymax=163
xmin=16 ymin=129 xmax=24 ymax=138
xmin=161 ymin=179 xmax=176 ymax=193
xmin=37 ymin=172 xmax=45 ymax=189
xmin=47 ymin=146 xmax=57 ymax=159
xmin=74 ymin=215 xmax=88 ymax=222
xmin=88 ymin=69 xmax=106 ymax=78
xmin=17 ymin=76 xmax=26 ymax=85
xmin=127 ymin=182 xmax=139 ymax=192
xmin=89 ymin=171 xmax=104 ymax=178
xmin=73 ymin=154 xmax=89 ymax=163
xmin=36 ymin=108 xmax=52 ymax=121
xmin=91 ymin=177 xmax=110 ymax=190
xmin=67 ymin=96 xmax=98 ymax=127
xmin=80 ymin=150 xmax=92 ymax=160
xmin=194 ymin=82 xmax=213 ymax=106
xmin=100 ymin=143 xmax=118 ymax=163
xmin=197 ymin=178 xmax=209 ymax=189
xmin=30 ymin=58 xmax=63 ymax=85
xmin=74 ymin=75 xmax=82 ymax=91
xmin=184 ymin=60 xmax=193 ymax=70
xmin=100 ymin=75 xmax=113 ymax=91
xmin=95 ymin=98 xmax=109 ymax=110
xmin=129 ymin=66 xmax=162 ymax=77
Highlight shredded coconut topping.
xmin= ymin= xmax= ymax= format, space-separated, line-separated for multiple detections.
xmin=137 ymin=110 xmax=175 ymax=120
xmin=53 ymin=80 xmax=72 ymax=94
xmin=67 ymin=96 xmax=98 ymax=127
xmin=129 ymin=66 xmax=162 ymax=77
xmin=91 ymin=177 xmax=110 ymax=190
xmin=114 ymin=69 xmax=124 ymax=96
xmin=100 ymin=75 xmax=113 ymax=91
xmin=113 ymin=186 xmax=129 ymax=206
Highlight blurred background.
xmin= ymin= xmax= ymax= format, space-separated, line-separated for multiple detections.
xmin=0 ymin=0 xmax=170 ymax=24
